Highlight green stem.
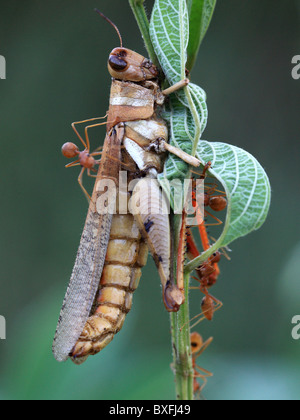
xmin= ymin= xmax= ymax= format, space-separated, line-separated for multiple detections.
xmin=170 ymin=215 xmax=194 ymax=400
xmin=128 ymin=0 xmax=158 ymax=65
xmin=170 ymin=272 xmax=194 ymax=400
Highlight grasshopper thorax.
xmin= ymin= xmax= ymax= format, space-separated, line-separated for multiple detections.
xmin=108 ymin=48 xmax=159 ymax=82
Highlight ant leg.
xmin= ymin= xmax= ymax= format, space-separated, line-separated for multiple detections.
xmin=91 ymin=145 xmax=103 ymax=154
xmin=65 ymin=159 xmax=80 ymax=168
xmin=90 ymin=151 xmax=103 ymax=163
xmin=189 ymin=291 xmax=222 ymax=329
xmin=204 ymin=210 xmax=223 ymax=226
xmin=194 ymin=366 xmax=214 ymax=393
xmin=87 ymin=169 xmax=98 ymax=179
xmin=201 ymin=289 xmax=223 ymax=314
xmin=208 ymin=293 xmax=223 ymax=313
xmin=191 ymin=186 xmax=211 ymax=249
xmin=105 ymin=153 xmax=137 ymax=172
xmin=84 ymin=122 xmax=108 ymax=152
xmin=195 ymin=365 xmax=214 ymax=378
xmin=194 ymin=337 xmax=214 ymax=358
xmin=198 ymin=221 xmax=211 ymax=251
xmin=77 ymin=167 xmax=92 ymax=203
xmin=189 ymin=311 xmax=210 ymax=329
xmin=71 ymin=116 xmax=108 ymax=151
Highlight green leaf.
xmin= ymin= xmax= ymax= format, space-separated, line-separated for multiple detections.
xmin=187 ymin=0 xmax=217 ymax=71
xmin=150 ymin=0 xmax=271 ymax=256
xmin=150 ymin=0 xmax=208 ymax=202
xmin=160 ymin=83 xmax=208 ymax=181
xmin=150 ymin=0 xmax=189 ymax=85
xmin=186 ymin=0 xmax=193 ymax=14
xmin=198 ymin=141 xmax=271 ymax=247
xmin=185 ymin=141 xmax=271 ymax=273
xmin=150 ymin=0 xmax=209 ymax=171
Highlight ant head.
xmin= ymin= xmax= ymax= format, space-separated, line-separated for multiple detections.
xmin=210 ymin=251 xmax=221 ymax=264
xmin=190 ymin=332 xmax=203 ymax=353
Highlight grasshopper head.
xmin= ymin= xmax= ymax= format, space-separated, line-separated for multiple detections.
xmin=108 ymin=48 xmax=159 ymax=82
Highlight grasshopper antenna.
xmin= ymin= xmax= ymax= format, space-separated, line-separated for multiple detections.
xmin=94 ymin=9 xmax=123 ymax=48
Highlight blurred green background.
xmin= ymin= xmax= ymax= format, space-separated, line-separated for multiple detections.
xmin=0 ymin=0 xmax=299 ymax=400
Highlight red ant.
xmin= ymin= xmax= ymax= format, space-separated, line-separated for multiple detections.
xmin=191 ymin=161 xmax=227 ymax=227
xmin=204 ymin=190 xmax=227 ymax=212
xmin=61 ymin=116 xmax=134 ymax=201
xmin=190 ymin=332 xmax=213 ymax=395
xmin=187 ymin=233 xmax=223 ymax=325
xmin=61 ymin=117 xmax=107 ymax=201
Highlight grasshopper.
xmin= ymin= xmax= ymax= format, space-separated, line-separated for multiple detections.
xmin=53 ymin=13 xmax=200 ymax=364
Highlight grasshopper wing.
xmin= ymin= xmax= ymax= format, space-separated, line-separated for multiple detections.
xmin=53 ymin=124 xmax=124 ymax=362
xmin=130 ymin=177 xmax=184 ymax=312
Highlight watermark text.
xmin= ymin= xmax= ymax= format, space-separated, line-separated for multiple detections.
xmin=0 ymin=55 xmax=6 ymax=79
xmin=292 ymin=55 xmax=300 ymax=80
xmin=95 ymin=171 xmax=205 ymax=227
xmin=0 ymin=315 xmax=6 ymax=339
xmin=292 ymin=316 xmax=300 ymax=340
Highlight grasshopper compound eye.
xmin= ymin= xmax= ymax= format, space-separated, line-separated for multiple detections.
xmin=108 ymin=50 xmax=128 ymax=71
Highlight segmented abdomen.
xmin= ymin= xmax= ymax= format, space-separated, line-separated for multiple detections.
xmin=71 ymin=213 xmax=148 ymax=364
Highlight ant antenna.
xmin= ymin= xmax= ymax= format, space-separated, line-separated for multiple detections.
xmin=94 ymin=9 xmax=123 ymax=48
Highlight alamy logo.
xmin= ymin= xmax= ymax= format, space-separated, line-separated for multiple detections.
xmin=0 ymin=316 xmax=6 ymax=339
xmin=0 ymin=55 xmax=6 ymax=79
xmin=292 ymin=316 xmax=300 ymax=340
xmin=292 ymin=55 xmax=300 ymax=80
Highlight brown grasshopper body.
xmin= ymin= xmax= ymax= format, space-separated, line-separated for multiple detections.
xmin=53 ymin=39 xmax=195 ymax=363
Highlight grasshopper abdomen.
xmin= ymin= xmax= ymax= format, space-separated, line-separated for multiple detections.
xmin=71 ymin=210 xmax=149 ymax=363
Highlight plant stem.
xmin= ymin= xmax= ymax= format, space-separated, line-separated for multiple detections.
xmin=168 ymin=85 xmax=205 ymax=400
xmin=128 ymin=0 xmax=158 ymax=65
xmin=170 ymin=272 xmax=194 ymax=400
xmin=170 ymin=214 xmax=194 ymax=400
